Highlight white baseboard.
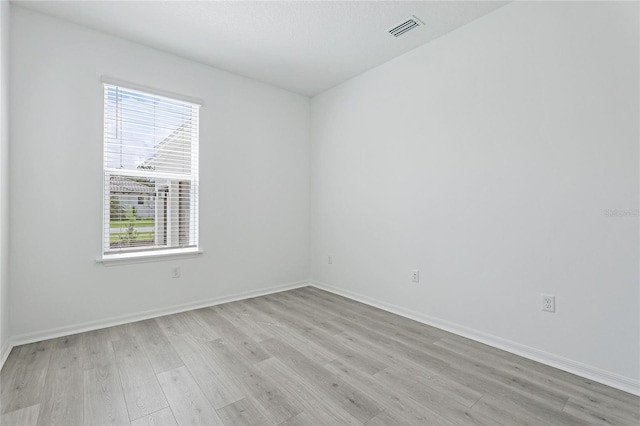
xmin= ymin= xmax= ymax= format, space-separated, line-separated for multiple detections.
xmin=1 ymin=279 xmax=310 ymax=370
xmin=310 ymin=280 xmax=640 ymax=397
xmin=0 ymin=336 xmax=12 ymax=369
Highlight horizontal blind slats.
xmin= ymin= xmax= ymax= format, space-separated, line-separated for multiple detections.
xmin=103 ymin=83 xmax=199 ymax=255
xmin=105 ymin=85 xmax=200 ymax=108
xmin=104 ymin=106 xmax=196 ymax=123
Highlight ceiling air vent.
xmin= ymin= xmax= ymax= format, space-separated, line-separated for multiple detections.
xmin=388 ymin=16 xmax=424 ymax=37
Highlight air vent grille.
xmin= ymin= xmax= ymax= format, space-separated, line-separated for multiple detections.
xmin=388 ymin=16 xmax=423 ymax=37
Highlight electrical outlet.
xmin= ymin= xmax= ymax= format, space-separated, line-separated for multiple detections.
xmin=328 ymin=255 xmax=332 ymax=264
xmin=542 ymin=294 xmax=555 ymax=312
xmin=411 ymin=270 xmax=419 ymax=283
xmin=172 ymin=267 xmax=181 ymax=279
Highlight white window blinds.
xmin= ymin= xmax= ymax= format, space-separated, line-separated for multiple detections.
xmin=103 ymin=84 xmax=199 ymax=256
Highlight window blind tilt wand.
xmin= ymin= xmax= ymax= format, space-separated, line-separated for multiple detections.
xmin=102 ymin=84 xmax=200 ymax=258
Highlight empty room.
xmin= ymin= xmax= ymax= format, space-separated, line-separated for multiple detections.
xmin=0 ymin=0 xmax=638 ymax=425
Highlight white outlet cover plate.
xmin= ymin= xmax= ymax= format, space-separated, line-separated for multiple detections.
xmin=542 ymin=294 xmax=555 ymax=312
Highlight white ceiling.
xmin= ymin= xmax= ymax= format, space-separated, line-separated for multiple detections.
xmin=13 ymin=1 xmax=509 ymax=96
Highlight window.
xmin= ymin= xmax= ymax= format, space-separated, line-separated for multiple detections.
xmin=103 ymin=84 xmax=199 ymax=258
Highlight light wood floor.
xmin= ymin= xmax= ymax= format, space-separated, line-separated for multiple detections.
xmin=1 ymin=287 xmax=638 ymax=425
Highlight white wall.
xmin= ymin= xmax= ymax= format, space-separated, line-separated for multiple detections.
xmin=10 ymin=6 xmax=310 ymax=338
xmin=0 ymin=0 xmax=10 ymax=359
xmin=311 ymin=1 xmax=639 ymax=390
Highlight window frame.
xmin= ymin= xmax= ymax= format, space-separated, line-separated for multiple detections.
xmin=100 ymin=81 xmax=201 ymax=262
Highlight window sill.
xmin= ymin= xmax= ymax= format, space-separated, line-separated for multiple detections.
xmin=96 ymin=248 xmax=203 ymax=266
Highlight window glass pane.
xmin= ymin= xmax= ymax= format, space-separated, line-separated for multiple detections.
xmin=108 ymin=175 xmax=156 ymax=250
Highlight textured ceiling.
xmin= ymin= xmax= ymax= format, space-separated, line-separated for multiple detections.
xmin=13 ymin=1 xmax=509 ymax=96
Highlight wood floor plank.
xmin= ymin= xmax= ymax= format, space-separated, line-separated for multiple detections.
xmin=257 ymin=295 xmax=388 ymax=375
xmin=1 ymin=404 xmax=40 ymax=426
xmin=83 ymin=364 xmax=130 ymax=426
xmin=518 ymin=362 xmax=640 ymax=407
xmin=288 ymin=288 xmax=440 ymax=342
xmin=80 ymin=328 xmax=116 ymax=370
xmin=231 ymin=299 xmax=282 ymax=330
xmin=364 ymin=410 xmax=404 ymax=426
xmin=373 ymin=367 xmax=486 ymax=423
xmin=215 ymin=398 xmax=269 ymax=426
xmin=435 ymin=336 xmax=634 ymax=420
xmin=567 ymin=393 xmax=640 ymax=424
xmin=49 ymin=333 xmax=82 ymax=351
xmin=112 ymin=337 xmax=169 ymax=420
xmin=166 ymin=333 xmax=244 ymax=410
xmin=244 ymin=296 xmax=344 ymax=360
xmin=276 ymin=411 xmax=319 ymax=426
xmin=212 ymin=301 xmax=274 ymax=343
xmin=261 ymin=337 xmax=382 ymax=423
xmin=562 ymin=397 xmax=633 ymax=426
xmin=327 ymin=317 xmax=473 ymax=369
xmin=508 ymin=362 xmax=640 ymax=422
xmin=289 ymin=289 xmax=452 ymax=365
xmin=379 ymin=364 xmax=483 ymax=408
xmin=156 ymin=366 xmax=223 ymax=426
xmin=471 ymin=393 xmax=585 ymax=425
xmin=364 ymin=409 xmax=453 ymax=426
xmin=255 ymin=356 xmax=361 ymax=425
xmin=469 ymin=395 xmax=552 ymax=426
xmin=239 ymin=299 xmax=337 ymax=366
xmin=493 ymin=395 xmax=584 ymax=425
xmin=294 ymin=287 xmax=451 ymax=340
xmin=330 ymin=316 xmax=449 ymax=374
xmin=0 ymin=341 xmax=53 ymax=414
xmin=203 ymin=338 xmax=304 ymax=425
xmin=0 ymin=348 xmax=22 ymax=412
xmin=261 ymin=291 xmax=344 ymax=335
xmin=332 ymin=331 xmax=448 ymax=380
xmin=332 ymin=332 xmax=483 ymax=410
xmin=36 ymin=346 xmax=83 ymax=426
xmin=155 ymin=311 xmax=220 ymax=342
xmin=128 ymin=320 xmax=184 ymax=374
xmin=440 ymin=358 xmax=569 ymax=411
xmin=324 ymin=360 xmax=459 ymax=426
xmin=195 ymin=307 xmax=270 ymax=363
xmin=331 ymin=332 xmax=576 ymax=426
xmin=106 ymin=323 xmax=132 ymax=342
xmin=129 ymin=407 xmax=178 ymax=426
xmin=439 ymin=335 xmax=640 ymax=422
xmin=441 ymin=331 xmax=638 ymax=409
